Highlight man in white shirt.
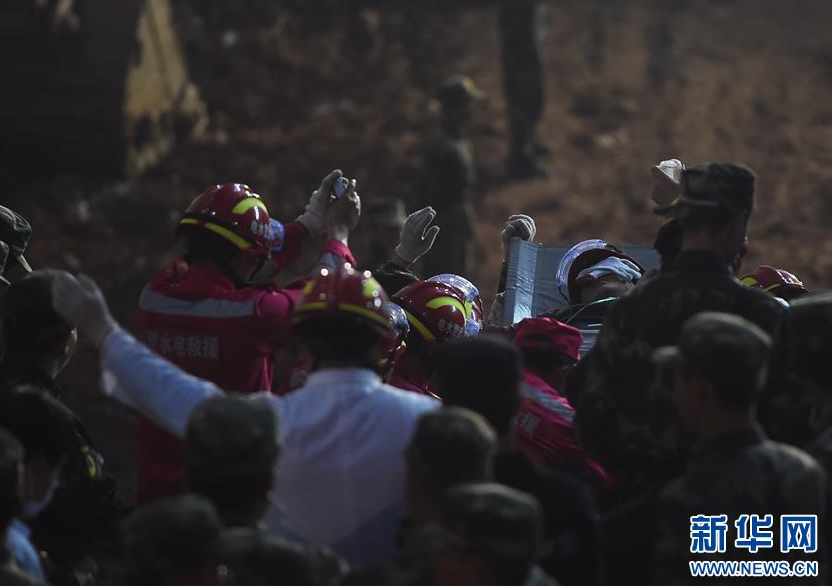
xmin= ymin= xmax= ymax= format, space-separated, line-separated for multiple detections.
xmin=51 ymin=267 xmax=439 ymax=568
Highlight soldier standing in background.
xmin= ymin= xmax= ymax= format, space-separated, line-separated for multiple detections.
xmin=499 ymin=0 xmax=549 ymax=179
xmin=421 ymin=76 xmax=482 ymax=279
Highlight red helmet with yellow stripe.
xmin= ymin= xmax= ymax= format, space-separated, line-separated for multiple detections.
xmin=177 ymin=184 xmax=279 ymax=259
xmin=292 ymin=265 xmax=395 ymax=340
xmin=392 ymin=280 xmax=469 ymax=345
xmin=740 ymin=265 xmax=808 ymax=300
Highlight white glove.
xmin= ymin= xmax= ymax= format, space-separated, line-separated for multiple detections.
xmin=651 ymin=158 xmax=685 ymax=205
xmin=296 ymin=169 xmax=342 ymax=236
xmin=500 ymin=214 xmax=536 ymax=248
xmin=51 ymin=271 xmax=118 ymax=347
xmin=395 ymin=207 xmax=440 ymax=264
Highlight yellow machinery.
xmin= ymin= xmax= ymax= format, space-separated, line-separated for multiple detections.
xmin=0 ymin=0 xmax=207 ymax=177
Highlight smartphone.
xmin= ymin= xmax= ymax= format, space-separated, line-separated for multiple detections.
xmin=332 ymin=177 xmax=350 ymax=198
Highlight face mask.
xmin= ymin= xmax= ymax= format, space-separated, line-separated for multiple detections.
xmin=22 ymin=470 xmax=59 ymax=522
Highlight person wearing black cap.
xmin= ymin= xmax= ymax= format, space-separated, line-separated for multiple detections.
xmin=1 ymin=270 xmax=78 ymax=393
xmin=0 ymin=271 xmax=125 ymax=586
xmin=566 ymin=162 xmax=786 ymax=502
xmin=184 ymin=396 xmax=280 ymax=529
xmin=651 ymin=312 xmax=826 ymax=585
xmin=435 ymin=336 xmax=603 ymax=586
xmin=420 ymin=75 xmax=483 ymax=278
xmin=117 ymin=495 xmax=227 ymax=586
xmin=0 ymin=428 xmax=49 ymax=586
xmin=0 ymin=205 xmax=33 ymax=282
xmin=427 ymin=483 xmax=556 ymax=586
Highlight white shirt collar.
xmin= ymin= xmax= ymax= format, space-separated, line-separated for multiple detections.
xmin=304 ymin=367 xmax=382 ymax=389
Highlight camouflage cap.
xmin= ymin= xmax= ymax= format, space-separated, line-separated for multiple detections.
xmin=405 ymin=407 xmax=497 ymax=496
xmin=364 ymin=198 xmax=407 ymax=227
xmin=121 ymin=495 xmax=225 ymax=582
xmin=185 ymin=396 xmax=279 ymax=481
xmin=218 ymin=528 xmax=347 ymax=586
xmin=436 ymin=75 xmax=485 ymax=106
xmin=426 ymin=483 xmax=544 ymax=565
xmin=653 ymin=312 xmax=772 ymax=402
xmin=0 ymin=205 xmax=32 ymax=273
xmin=786 ymin=292 xmax=832 ymax=387
xmin=654 ymin=162 xmax=756 ymax=219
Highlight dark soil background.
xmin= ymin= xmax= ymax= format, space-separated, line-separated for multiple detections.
xmin=4 ymin=0 xmax=832 ymax=501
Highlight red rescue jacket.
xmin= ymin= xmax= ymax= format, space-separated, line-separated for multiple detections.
xmin=514 ymin=370 xmax=612 ymax=496
xmin=135 ymin=226 xmax=354 ymax=502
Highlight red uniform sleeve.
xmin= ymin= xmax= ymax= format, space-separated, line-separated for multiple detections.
xmin=315 ymin=239 xmax=357 ymax=269
xmin=270 ymin=221 xmax=309 ymax=274
xmin=253 ymin=288 xmax=302 ymax=351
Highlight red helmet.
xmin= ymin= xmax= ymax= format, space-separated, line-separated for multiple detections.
xmin=292 ymin=265 xmax=395 ymax=340
xmin=392 ymin=280 xmax=468 ymax=345
xmin=178 ymin=184 xmax=279 ymax=259
xmin=740 ymin=265 xmax=808 ymax=299
xmin=427 ymin=274 xmax=484 ymax=335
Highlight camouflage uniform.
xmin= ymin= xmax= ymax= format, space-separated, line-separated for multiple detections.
xmin=652 ymin=425 xmax=826 ymax=586
xmin=787 ymin=293 xmax=832 ymax=487
xmin=567 ymin=163 xmax=785 ymax=499
xmin=566 ymin=250 xmax=786 ymax=497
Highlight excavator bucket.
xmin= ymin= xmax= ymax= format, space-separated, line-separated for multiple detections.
xmin=0 ymin=0 xmax=207 ymax=178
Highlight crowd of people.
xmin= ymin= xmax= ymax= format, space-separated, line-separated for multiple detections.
xmin=0 ymin=156 xmax=829 ymax=586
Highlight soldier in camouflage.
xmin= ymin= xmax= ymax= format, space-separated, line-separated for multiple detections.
xmin=651 ymin=312 xmax=826 ymax=586
xmin=421 ymin=76 xmax=482 ymax=279
xmin=787 ymin=292 xmax=832 ymax=481
xmin=566 ymin=163 xmax=786 ymax=500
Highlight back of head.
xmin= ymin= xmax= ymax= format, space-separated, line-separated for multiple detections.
xmin=406 ymin=407 xmax=497 ymax=503
xmin=120 ymin=495 xmax=224 ymax=586
xmin=434 ymin=336 xmax=523 ymax=437
xmin=185 ymin=396 xmax=279 ymax=522
xmin=673 ymin=311 xmax=772 ymax=408
xmin=787 ymin=292 xmax=832 ymax=390
xmin=0 ymin=429 xmax=23 ymax=536
xmin=656 ymin=162 xmax=756 ymax=232
xmin=219 ymin=528 xmax=346 ymax=586
xmin=1 ymin=269 xmax=74 ymax=362
xmin=437 ymin=483 xmax=543 ymax=584
xmin=0 ymin=384 xmax=75 ymax=467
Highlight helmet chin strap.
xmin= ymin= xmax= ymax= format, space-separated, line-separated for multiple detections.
xmin=245 ymin=257 xmax=267 ymax=287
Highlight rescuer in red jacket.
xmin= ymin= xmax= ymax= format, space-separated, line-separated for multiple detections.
xmin=511 ymin=317 xmax=611 ymax=496
xmin=135 ymin=171 xmax=360 ymax=502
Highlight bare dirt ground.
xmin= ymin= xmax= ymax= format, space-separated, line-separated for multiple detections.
xmin=5 ymin=0 xmax=832 ymax=500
